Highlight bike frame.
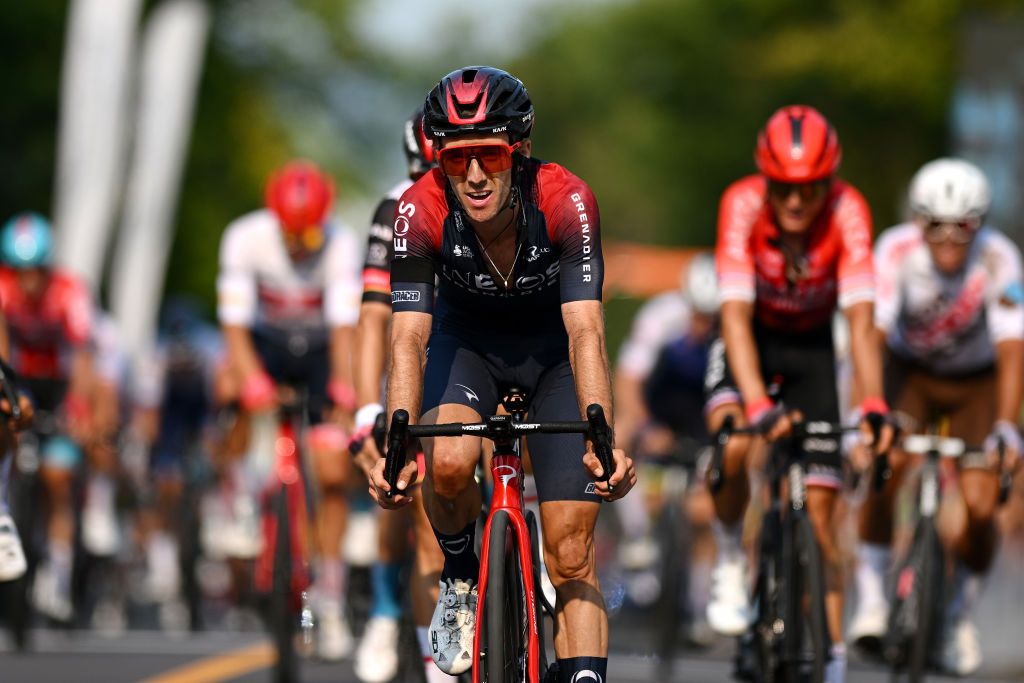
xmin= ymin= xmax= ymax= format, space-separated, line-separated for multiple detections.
xmin=384 ymin=396 xmax=614 ymax=683
xmin=472 ymin=421 xmax=542 ymax=683
xmin=254 ymin=416 xmax=312 ymax=609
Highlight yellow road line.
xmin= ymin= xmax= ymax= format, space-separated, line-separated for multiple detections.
xmin=137 ymin=642 xmax=275 ymax=683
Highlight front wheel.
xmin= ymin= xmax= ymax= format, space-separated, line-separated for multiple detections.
xmin=270 ymin=488 xmax=297 ymax=683
xmin=791 ymin=514 xmax=829 ymax=683
xmin=484 ymin=510 xmax=531 ymax=683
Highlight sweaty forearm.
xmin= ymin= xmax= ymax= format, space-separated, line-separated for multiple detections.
xmin=223 ymin=325 xmax=263 ymax=380
xmin=386 ymin=333 xmax=428 ymax=426
xmin=995 ymin=340 xmax=1024 ymax=424
xmin=355 ymin=303 xmax=390 ymax=406
xmin=568 ymin=326 xmax=614 ymax=426
xmin=721 ymin=302 xmax=766 ymax=406
xmin=847 ymin=304 xmax=885 ymax=402
xmin=329 ymin=325 xmax=355 ymax=385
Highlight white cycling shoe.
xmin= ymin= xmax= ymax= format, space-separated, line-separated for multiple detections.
xmin=0 ymin=513 xmax=27 ymax=582
xmin=355 ymin=615 xmax=400 ymax=682
xmin=32 ymin=561 xmax=73 ymax=622
xmin=429 ymin=578 xmax=478 ymax=675
xmin=706 ymin=556 xmax=751 ymax=636
xmin=316 ymin=599 xmax=354 ymax=661
xmin=941 ymin=617 xmax=982 ymax=677
xmin=847 ymin=599 xmax=889 ymax=652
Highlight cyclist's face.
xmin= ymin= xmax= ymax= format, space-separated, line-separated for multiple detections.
xmin=15 ymin=267 xmax=48 ymax=300
xmin=767 ymin=179 xmax=830 ymax=235
xmin=919 ymin=216 xmax=973 ymax=274
xmin=441 ymin=133 xmax=515 ymax=225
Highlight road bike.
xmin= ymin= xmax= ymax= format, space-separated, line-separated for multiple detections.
xmin=710 ymin=416 xmax=856 ymax=683
xmin=382 ymin=388 xmax=615 ymax=683
xmin=880 ymin=433 xmax=1012 ymax=682
xmin=252 ymin=389 xmax=316 ymax=683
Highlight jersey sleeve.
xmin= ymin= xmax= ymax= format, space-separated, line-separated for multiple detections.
xmin=216 ymin=220 xmax=257 ymax=326
xmin=716 ymin=180 xmax=760 ymax=304
xmin=390 ymin=178 xmax=443 ymax=314
xmin=324 ymin=225 xmax=363 ymax=328
xmin=617 ymin=294 xmax=691 ymax=378
xmin=984 ymin=230 xmax=1024 ymax=343
xmin=872 ymin=226 xmax=905 ymax=335
xmin=542 ymin=170 xmax=604 ymax=303
xmin=361 ymin=198 xmax=396 ymax=306
xmin=834 ymin=186 xmax=876 ymax=309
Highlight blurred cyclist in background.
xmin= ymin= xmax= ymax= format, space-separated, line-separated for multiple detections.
xmin=0 ymin=311 xmax=34 ymax=584
xmin=216 ymin=160 xmax=363 ymax=660
xmin=612 ymin=252 xmax=719 ymax=636
xmin=132 ymin=297 xmax=223 ymax=624
xmin=851 ymin=159 xmax=1024 ymax=676
xmin=705 ymin=106 xmax=893 ymax=683
xmin=349 ymin=109 xmax=455 ymax=683
xmin=0 ymin=211 xmax=96 ymax=621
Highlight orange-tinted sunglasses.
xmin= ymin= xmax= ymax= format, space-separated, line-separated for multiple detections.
xmin=438 ymin=142 xmax=521 ymax=177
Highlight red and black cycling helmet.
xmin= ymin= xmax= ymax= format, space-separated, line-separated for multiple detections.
xmin=265 ymin=160 xmax=335 ymax=234
xmin=755 ymin=105 xmax=842 ymax=183
xmin=423 ymin=66 xmax=534 ymax=143
xmin=403 ymin=108 xmax=437 ymax=179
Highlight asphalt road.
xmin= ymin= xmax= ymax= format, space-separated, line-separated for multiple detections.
xmin=3 ymin=533 xmax=1024 ymax=682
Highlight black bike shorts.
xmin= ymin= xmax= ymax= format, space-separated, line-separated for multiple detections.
xmin=252 ymin=330 xmax=329 ymax=424
xmin=422 ymin=330 xmax=601 ymax=504
xmin=704 ymin=324 xmax=843 ymax=489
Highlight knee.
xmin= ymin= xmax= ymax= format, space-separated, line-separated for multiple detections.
xmin=961 ymin=479 xmax=998 ymax=525
xmin=545 ymin=531 xmax=595 ymax=588
xmin=428 ymin=440 xmax=476 ymax=499
xmin=723 ymin=436 xmax=751 ymax=478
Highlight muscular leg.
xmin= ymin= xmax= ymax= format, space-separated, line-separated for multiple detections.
xmin=706 ymin=403 xmax=753 ymax=526
xmin=421 ymin=404 xmax=484 ymax=539
xmin=806 ymin=486 xmax=843 ymax=644
xmin=540 ymin=500 xmax=605 ymax=658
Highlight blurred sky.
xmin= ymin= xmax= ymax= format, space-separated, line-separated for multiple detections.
xmin=353 ymin=0 xmax=627 ymax=62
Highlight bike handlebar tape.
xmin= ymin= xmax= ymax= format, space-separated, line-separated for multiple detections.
xmin=586 ymin=404 xmax=615 ymax=492
xmin=384 ymin=410 xmax=410 ymax=498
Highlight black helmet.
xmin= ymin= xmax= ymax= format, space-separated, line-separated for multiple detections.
xmin=423 ymin=66 xmax=534 ymax=143
xmin=403 ymin=108 xmax=437 ymax=179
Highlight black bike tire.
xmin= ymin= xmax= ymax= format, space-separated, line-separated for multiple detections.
xmin=656 ymin=499 xmax=688 ymax=673
xmin=485 ymin=509 xmax=529 ymax=683
xmin=794 ymin=515 xmax=829 ymax=683
xmin=271 ymin=488 xmax=297 ymax=683
xmin=525 ymin=509 xmax=549 ymax=676
xmin=745 ymin=508 xmax=781 ymax=683
xmin=909 ymin=521 xmax=942 ymax=683
xmin=7 ymin=465 xmax=39 ymax=651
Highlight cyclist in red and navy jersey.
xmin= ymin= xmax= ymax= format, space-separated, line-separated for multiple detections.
xmin=704 ymin=106 xmax=893 ymax=683
xmin=367 ymin=67 xmax=635 ymax=682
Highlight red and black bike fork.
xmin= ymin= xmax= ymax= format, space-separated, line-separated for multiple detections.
xmin=254 ymin=420 xmax=312 ymax=606
xmin=472 ymin=447 xmax=542 ymax=683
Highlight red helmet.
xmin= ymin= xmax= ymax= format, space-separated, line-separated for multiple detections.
xmin=755 ymin=105 xmax=841 ymax=183
xmin=265 ymin=160 xmax=335 ymax=233
xmin=403 ymin=108 xmax=437 ymax=179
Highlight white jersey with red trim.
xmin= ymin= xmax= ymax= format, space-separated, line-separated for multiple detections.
xmin=616 ymin=292 xmax=692 ymax=378
xmin=875 ymin=222 xmax=1024 ymax=374
xmin=217 ymin=209 xmax=362 ymax=339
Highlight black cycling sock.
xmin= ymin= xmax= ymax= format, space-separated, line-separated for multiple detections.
xmin=556 ymin=656 xmax=607 ymax=683
xmin=433 ymin=521 xmax=479 ymax=582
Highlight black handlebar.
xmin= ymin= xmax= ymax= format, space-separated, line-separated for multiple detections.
xmin=0 ymin=362 xmax=22 ymax=423
xmin=381 ymin=403 xmax=615 ymax=498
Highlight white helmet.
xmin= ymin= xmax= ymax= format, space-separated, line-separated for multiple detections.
xmin=681 ymin=252 xmax=719 ymax=315
xmin=908 ymin=158 xmax=990 ymax=222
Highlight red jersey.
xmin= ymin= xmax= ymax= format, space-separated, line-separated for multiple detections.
xmin=0 ymin=267 xmax=93 ymax=378
xmin=716 ymin=175 xmax=875 ymax=331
